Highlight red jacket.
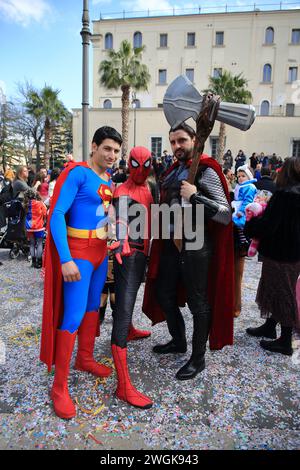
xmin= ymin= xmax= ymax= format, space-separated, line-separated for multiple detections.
xmin=26 ymin=200 xmax=47 ymax=232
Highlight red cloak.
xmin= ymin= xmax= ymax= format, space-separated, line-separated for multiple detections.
xmin=142 ymin=154 xmax=235 ymax=350
xmin=40 ymin=162 xmax=90 ymax=371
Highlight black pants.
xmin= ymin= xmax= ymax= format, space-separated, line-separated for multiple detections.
xmin=156 ymin=239 xmax=212 ymax=346
xmin=111 ymin=251 xmax=146 ymax=348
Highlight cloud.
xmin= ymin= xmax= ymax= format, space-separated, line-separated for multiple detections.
xmin=0 ymin=0 xmax=52 ymax=27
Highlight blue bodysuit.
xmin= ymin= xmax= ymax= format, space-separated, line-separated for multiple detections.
xmin=50 ymin=166 xmax=112 ymax=333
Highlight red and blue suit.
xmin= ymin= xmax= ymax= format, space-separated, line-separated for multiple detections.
xmin=40 ymin=162 xmax=113 ymax=419
xmin=110 ymin=147 xmax=154 ymax=409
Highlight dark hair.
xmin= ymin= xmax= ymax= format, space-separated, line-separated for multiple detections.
xmin=223 ymin=168 xmax=231 ymax=176
xmin=92 ymin=126 xmax=122 ymax=146
xmin=169 ymin=123 xmax=196 ymax=139
xmin=50 ymin=168 xmax=61 ymax=182
xmin=260 ymin=167 xmax=271 ymax=177
xmin=23 ymin=189 xmax=42 ymax=213
xmin=276 ymin=157 xmax=300 ymax=189
xmin=33 ymin=171 xmax=46 ymax=185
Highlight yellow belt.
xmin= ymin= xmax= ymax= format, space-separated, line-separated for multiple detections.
xmin=67 ymin=226 xmax=108 ymax=240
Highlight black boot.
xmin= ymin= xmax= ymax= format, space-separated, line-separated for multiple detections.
xmin=260 ymin=325 xmax=293 ymax=356
xmin=31 ymin=256 xmax=36 ymax=268
xmin=152 ymin=304 xmax=187 ymax=354
xmin=246 ymin=318 xmax=277 ymax=339
xmin=153 ymin=339 xmax=187 ymax=354
xmin=176 ymin=313 xmax=210 ymax=381
xmin=35 ymin=258 xmax=42 ymax=269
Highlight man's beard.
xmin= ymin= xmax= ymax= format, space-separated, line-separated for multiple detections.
xmin=175 ymin=146 xmax=193 ymax=162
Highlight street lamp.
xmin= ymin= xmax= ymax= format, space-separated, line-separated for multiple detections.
xmin=81 ymin=0 xmax=91 ymax=162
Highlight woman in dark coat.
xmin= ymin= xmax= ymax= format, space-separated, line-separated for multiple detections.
xmin=245 ymin=157 xmax=300 ymax=356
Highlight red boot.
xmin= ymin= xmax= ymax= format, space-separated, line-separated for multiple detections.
xmin=112 ymin=344 xmax=153 ymax=409
xmin=74 ymin=311 xmax=112 ymax=377
xmin=50 ymin=330 xmax=77 ymax=419
xmin=127 ymin=324 xmax=151 ymax=342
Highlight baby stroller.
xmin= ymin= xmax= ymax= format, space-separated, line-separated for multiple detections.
xmin=2 ymin=198 xmax=29 ymax=260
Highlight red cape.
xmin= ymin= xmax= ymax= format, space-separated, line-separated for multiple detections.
xmin=40 ymin=162 xmax=90 ymax=371
xmin=142 ymin=155 xmax=235 ymax=350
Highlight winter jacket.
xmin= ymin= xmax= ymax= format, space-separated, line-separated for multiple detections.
xmin=244 ymin=185 xmax=300 ymax=263
xmin=232 ymin=179 xmax=257 ymax=228
xmin=255 ymin=176 xmax=276 ymax=194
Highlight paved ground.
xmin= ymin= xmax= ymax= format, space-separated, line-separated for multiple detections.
xmin=0 ymin=249 xmax=299 ymax=450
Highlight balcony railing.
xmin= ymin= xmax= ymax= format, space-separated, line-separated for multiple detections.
xmin=98 ymin=2 xmax=300 ymax=20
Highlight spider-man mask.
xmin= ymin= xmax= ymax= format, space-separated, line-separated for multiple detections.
xmin=128 ymin=146 xmax=152 ymax=185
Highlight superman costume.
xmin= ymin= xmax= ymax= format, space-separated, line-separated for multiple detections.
xmin=110 ymin=147 xmax=154 ymax=409
xmin=40 ymin=161 xmax=113 ymax=419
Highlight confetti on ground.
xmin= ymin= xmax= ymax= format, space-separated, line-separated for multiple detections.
xmin=0 ymin=250 xmax=299 ymax=450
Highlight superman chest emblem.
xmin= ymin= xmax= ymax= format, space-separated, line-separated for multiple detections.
xmin=97 ymin=184 xmax=112 ymax=211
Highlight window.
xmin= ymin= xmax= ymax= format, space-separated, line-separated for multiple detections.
xmin=187 ymin=32 xmax=195 ymax=47
xmin=160 ymin=34 xmax=168 ymax=48
xmin=185 ymin=68 xmax=194 ymax=82
xmin=292 ymin=140 xmax=300 ymax=158
xmin=133 ymin=99 xmax=140 ymax=108
xmin=286 ymin=103 xmax=295 ymax=116
xmin=151 ymin=137 xmax=162 ymax=158
xmin=265 ymin=27 xmax=274 ymax=44
xmin=133 ymin=31 xmax=142 ymax=48
xmin=158 ymin=69 xmax=167 ymax=84
xmin=103 ymin=99 xmax=112 ymax=109
xmin=260 ymin=101 xmax=270 ymax=116
xmin=263 ymin=64 xmax=272 ymax=82
xmin=210 ymin=137 xmax=219 ymax=159
xmin=213 ymin=68 xmax=222 ymax=78
xmin=291 ymin=29 xmax=300 ymax=44
xmin=215 ymin=31 xmax=224 ymax=46
xmin=288 ymin=67 xmax=298 ymax=82
xmin=105 ymin=33 xmax=113 ymax=50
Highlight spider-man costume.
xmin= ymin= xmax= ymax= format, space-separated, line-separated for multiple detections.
xmin=110 ymin=146 xmax=154 ymax=409
xmin=40 ymin=162 xmax=113 ymax=419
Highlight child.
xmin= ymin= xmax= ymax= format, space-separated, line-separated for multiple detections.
xmin=232 ymin=165 xmax=257 ymax=317
xmin=232 ymin=165 xmax=257 ymax=229
xmin=24 ymin=189 xmax=47 ymax=268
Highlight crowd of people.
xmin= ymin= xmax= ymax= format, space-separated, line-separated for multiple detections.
xmin=0 ymin=165 xmax=61 ymax=268
xmin=222 ymin=148 xmax=285 ymax=177
xmin=221 ymin=150 xmax=300 ymax=357
xmin=0 ymin=135 xmax=299 ymax=420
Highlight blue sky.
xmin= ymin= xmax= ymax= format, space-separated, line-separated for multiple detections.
xmin=0 ymin=0 xmax=299 ymax=110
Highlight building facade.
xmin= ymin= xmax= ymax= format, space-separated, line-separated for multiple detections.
xmin=72 ymin=8 xmax=300 ymax=160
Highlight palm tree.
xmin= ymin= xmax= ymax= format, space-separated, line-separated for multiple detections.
xmin=40 ymin=86 xmax=68 ymax=169
xmin=24 ymin=85 xmax=68 ymax=169
xmin=99 ymin=40 xmax=151 ymax=158
xmin=204 ymin=71 xmax=252 ymax=163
